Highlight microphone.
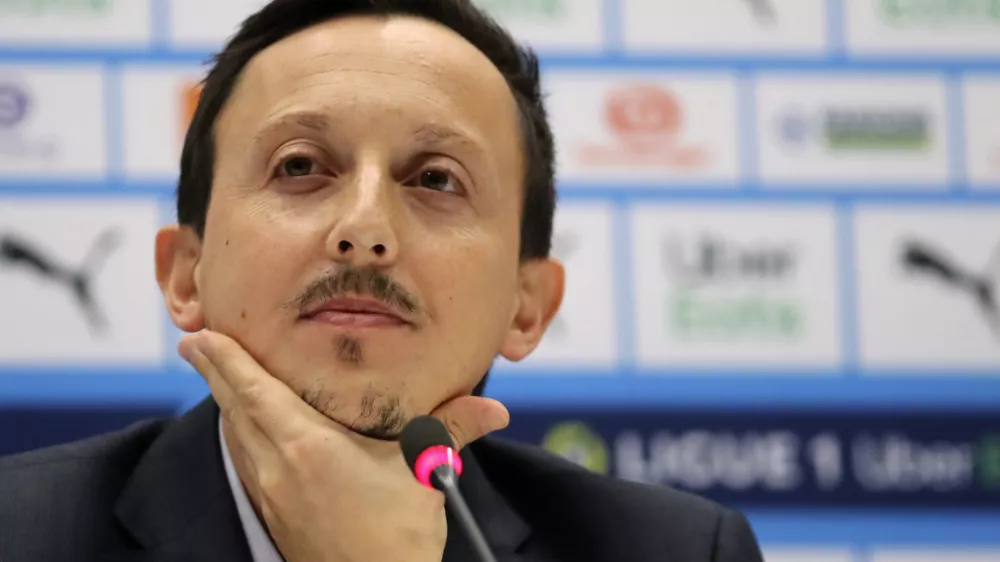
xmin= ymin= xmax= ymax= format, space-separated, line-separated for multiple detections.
xmin=400 ymin=416 xmax=498 ymax=562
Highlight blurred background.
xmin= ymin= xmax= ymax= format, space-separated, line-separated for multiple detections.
xmin=1 ymin=1 xmax=999 ymax=560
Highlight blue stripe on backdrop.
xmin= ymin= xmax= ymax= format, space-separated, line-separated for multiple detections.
xmin=737 ymin=71 xmax=760 ymax=187
xmin=2 ymin=370 xmax=1000 ymax=409
xmin=611 ymin=202 xmax=637 ymax=372
xmin=601 ymin=0 xmax=623 ymax=55
xmin=149 ymin=0 xmax=172 ymax=51
xmin=837 ymin=203 xmax=860 ymax=372
xmin=746 ymin=510 xmax=1000 ymax=545
xmin=2 ymin=47 xmax=1000 ymax=70
xmin=827 ymin=0 xmax=846 ymax=58
xmin=946 ymin=72 xmax=970 ymax=188
xmin=103 ymin=63 xmax=125 ymax=182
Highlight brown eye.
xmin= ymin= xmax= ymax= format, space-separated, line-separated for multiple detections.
xmin=419 ymin=169 xmax=456 ymax=192
xmin=281 ymin=156 xmax=316 ymax=177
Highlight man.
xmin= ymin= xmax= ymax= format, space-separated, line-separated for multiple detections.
xmin=0 ymin=1 xmax=765 ymax=561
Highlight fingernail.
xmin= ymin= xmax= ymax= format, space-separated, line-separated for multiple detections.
xmin=178 ymin=334 xmax=201 ymax=363
xmin=178 ymin=339 xmax=194 ymax=363
xmin=485 ymin=402 xmax=510 ymax=431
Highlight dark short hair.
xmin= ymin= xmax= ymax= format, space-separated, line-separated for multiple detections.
xmin=178 ymin=0 xmax=558 ymax=397
xmin=178 ymin=0 xmax=557 ymax=261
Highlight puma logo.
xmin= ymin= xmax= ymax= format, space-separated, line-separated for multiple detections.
xmin=901 ymin=238 xmax=1000 ymax=340
xmin=744 ymin=0 xmax=776 ymax=24
xmin=1 ymin=228 xmax=120 ymax=335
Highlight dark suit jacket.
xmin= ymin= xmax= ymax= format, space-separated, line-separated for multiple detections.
xmin=0 ymin=398 xmax=764 ymax=562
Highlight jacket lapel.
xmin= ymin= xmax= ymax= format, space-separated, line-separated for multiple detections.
xmin=443 ymin=441 xmax=536 ymax=562
xmin=108 ymin=397 xmax=540 ymax=562
xmin=109 ymin=398 xmax=253 ymax=562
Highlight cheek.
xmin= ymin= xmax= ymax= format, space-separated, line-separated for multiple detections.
xmin=199 ymin=208 xmax=312 ymax=334
xmin=422 ymin=231 xmax=519 ymax=349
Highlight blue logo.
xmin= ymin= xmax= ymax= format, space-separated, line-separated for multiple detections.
xmin=0 ymin=83 xmax=29 ymax=129
xmin=776 ymin=107 xmax=812 ymax=146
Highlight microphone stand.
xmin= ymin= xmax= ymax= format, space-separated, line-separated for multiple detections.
xmin=431 ymin=465 xmax=498 ymax=562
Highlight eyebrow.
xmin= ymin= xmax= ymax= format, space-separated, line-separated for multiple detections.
xmin=251 ymin=112 xmax=489 ymax=165
xmin=411 ymin=123 xmax=489 ymax=161
xmin=252 ymin=111 xmax=330 ymax=145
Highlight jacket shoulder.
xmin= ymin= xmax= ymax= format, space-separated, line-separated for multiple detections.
xmin=472 ymin=436 xmax=763 ymax=562
xmin=0 ymin=418 xmax=169 ymax=558
xmin=0 ymin=418 xmax=164 ymax=471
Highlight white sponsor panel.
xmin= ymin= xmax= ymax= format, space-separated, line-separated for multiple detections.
xmin=764 ymin=549 xmax=854 ymax=562
xmin=872 ymin=550 xmax=1000 ymax=562
xmin=169 ymin=0 xmax=269 ymax=48
xmin=0 ymin=0 xmax=150 ymax=46
xmin=0 ymin=65 xmax=106 ymax=179
xmin=122 ymin=66 xmax=208 ymax=180
xmin=546 ymin=73 xmax=740 ymax=185
xmin=756 ymin=74 xmax=949 ymax=185
xmin=498 ymin=202 xmax=617 ymax=370
xmin=0 ymin=199 xmax=164 ymax=365
xmin=472 ymin=0 xmax=603 ymax=52
xmin=846 ymin=0 xmax=1000 ymax=55
xmin=963 ymin=76 xmax=1000 ymax=187
xmin=622 ymin=0 xmax=827 ymax=54
xmin=631 ymin=205 xmax=841 ymax=368
xmin=855 ymin=206 xmax=1000 ymax=370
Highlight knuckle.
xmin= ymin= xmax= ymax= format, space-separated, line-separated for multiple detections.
xmin=279 ymin=436 xmax=312 ymax=465
xmin=239 ymin=381 xmax=267 ymax=408
xmin=220 ymin=406 xmax=237 ymax=425
xmin=444 ymin=417 xmax=467 ymax=448
xmin=257 ymin=469 xmax=285 ymax=499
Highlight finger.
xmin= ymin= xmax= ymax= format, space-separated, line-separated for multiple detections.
xmin=180 ymin=330 xmax=315 ymax=446
xmin=182 ymin=336 xmax=237 ymax=419
xmin=430 ymin=396 xmax=509 ymax=451
xmin=183 ymin=339 xmax=276 ymax=462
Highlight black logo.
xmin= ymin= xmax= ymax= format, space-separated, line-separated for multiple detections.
xmin=0 ymin=229 xmax=120 ymax=335
xmin=901 ymin=239 xmax=1000 ymax=339
xmin=744 ymin=0 xmax=776 ymax=24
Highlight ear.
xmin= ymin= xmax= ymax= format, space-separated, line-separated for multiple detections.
xmin=155 ymin=224 xmax=205 ymax=333
xmin=498 ymin=257 xmax=565 ymax=362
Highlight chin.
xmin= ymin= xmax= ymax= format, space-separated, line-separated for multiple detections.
xmin=296 ymin=373 xmax=412 ymax=430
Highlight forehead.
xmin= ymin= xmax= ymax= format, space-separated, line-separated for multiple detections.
xmin=215 ymin=14 xmax=522 ymax=163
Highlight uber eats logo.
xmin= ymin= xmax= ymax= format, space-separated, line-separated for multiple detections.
xmin=0 ymin=0 xmax=113 ymax=15
xmin=474 ymin=0 xmax=566 ymax=19
xmin=663 ymin=232 xmax=804 ymax=341
xmin=880 ymin=0 xmax=1000 ymax=25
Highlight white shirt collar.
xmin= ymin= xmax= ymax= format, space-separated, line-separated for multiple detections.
xmin=218 ymin=418 xmax=285 ymax=562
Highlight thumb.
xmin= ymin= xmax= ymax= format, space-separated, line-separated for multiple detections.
xmin=430 ymin=396 xmax=510 ymax=451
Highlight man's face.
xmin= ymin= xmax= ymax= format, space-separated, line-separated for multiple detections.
xmin=157 ymin=15 xmax=563 ymax=438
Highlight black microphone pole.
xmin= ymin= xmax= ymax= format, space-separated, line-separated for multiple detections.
xmin=431 ymin=465 xmax=498 ymax=562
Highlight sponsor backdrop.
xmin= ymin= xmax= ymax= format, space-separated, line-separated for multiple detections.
xmin=1 ymin=0 xmax=999 ymax=559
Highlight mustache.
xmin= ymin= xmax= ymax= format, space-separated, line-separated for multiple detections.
xmin=290 ymin=265 xmax=420 ymax=318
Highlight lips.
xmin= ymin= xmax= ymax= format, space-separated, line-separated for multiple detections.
xmin=301 ymin=297 xmax=410 ymax=327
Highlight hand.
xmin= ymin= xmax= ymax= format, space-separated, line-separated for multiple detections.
xmin=179 ymin=330 xmax=510 ymax=562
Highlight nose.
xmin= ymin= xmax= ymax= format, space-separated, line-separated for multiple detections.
xmin=325 ymin=169 xmax=399 ymax=268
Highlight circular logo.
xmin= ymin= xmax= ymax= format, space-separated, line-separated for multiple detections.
xmin=541 ymin=421 xmax=609 ymax=474
xmin=776 ymin=107 xmax=812 ymax=146
xmin=604 ymin=84 xmax=683 ymax=144
xmin=0 ymin=82 xmax=29 ymax=129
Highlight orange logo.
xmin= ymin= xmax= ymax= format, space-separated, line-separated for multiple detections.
xmin=577 ymin=84 xmax=707 ymax=169
xmin=180 ymin=81 xmax=202 ymax=141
